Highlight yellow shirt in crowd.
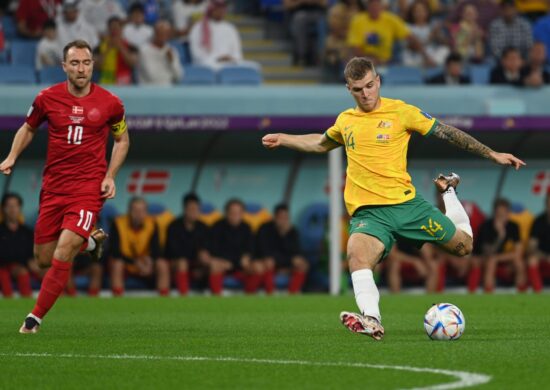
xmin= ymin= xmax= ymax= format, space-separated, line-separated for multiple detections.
xmin=346 ymin=11 xmax=409 ymax=62
xmin=325 ymin=97 xmax=437 ymax=215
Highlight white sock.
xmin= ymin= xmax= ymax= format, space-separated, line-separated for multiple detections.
xmin=84 ymin=236 xmax=96 ymax=252
xmin=351 ymin=269 xmax=381 ymax=322
xmin=28 ymin=313 xmax=42 ymax=324
xmin=442 ymin=187 xmax=473 ymax=238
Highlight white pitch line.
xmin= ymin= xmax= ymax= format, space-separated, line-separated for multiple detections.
xmin=0 ymin=352 xmax=491 ymax=390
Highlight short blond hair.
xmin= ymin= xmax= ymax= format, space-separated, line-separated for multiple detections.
xmin=344 ymin=57 xmax=377 ymax=82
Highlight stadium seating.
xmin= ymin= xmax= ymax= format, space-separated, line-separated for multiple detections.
xmin=38 ymin=66 xmax=66 ymax=84
xmin=382 ymin=66 xmax=423 ymax=85
xmin=298 ymin=202 xmax=328 ymax=262
xmin=218 ymin=66 xmax=263 ymax=85
xmin=10 ymin=40 xmax=38 ymax=67
xmin=468 ymin=64 xmax=492 ymax=85
xmin=97 ymin=203 xmax=119 ymax=234
xmin=1 ymin=15 xmax=17 ymax=40
xmin=0 ymin=50 xmax=7 ymax=64
xmin=180 ymin=65 xmax=217 ymax=85
xmin=0 ymin=65 xmax=36 ymax=84
xmin=243 ymin=202 xmax=272 ymax=232
xmin=170 ymin=41 xmax=190 ymax=65
xmin=198 ymin=202 xmax=223 ymax=226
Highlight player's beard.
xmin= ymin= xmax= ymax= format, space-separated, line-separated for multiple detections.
xmin=70 ymin=74 xmax=92 ymax=91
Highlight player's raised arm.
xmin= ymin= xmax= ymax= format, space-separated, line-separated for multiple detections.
xmin=262 ymin=133 xmax=340 ymax=153
xmin=431 ymin=121 xmax=526 ymax=170
xmin=0 ymin=123 xmax=37 ymax=175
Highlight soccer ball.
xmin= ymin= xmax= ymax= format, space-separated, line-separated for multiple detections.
xmin=424 ymin=303 xmax=465 ymax=341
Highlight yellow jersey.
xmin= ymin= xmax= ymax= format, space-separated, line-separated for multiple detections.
xmin=325 ymin=97 xmax=437 ymax=215
xmin=347 ymin=11 xmax=409 ymax=62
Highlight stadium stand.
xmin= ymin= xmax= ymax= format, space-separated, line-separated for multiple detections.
xmin=38 ymin=66 xmax=66 ymax=84
xmin=218 ymin=65 xmax=263 ymax=85
xmin=180 ymin=64 xmax=217 ymax=85
xmin=9 ymin=40 xmax=38 ymax=66
xmin=0 ymin=64 xmax=36 ymax=84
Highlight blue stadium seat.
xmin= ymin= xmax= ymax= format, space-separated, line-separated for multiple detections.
xmin=218 ymin=66 xmax=262 ymax=85
xmin=38 ymin=66 xmax=66 ymax=84
xmin=0 ymin=49 xmax=7 ymax=63
xmin=298 ymin=202 xmax=328 ymax=262
xmin=180 ymin=65 xmax=216 ymax=85
xmin=10 ymin=40 xmax=38 ymax=67
xmin=382 ymin=65 xmax=423 ymax=85
xmin=423 ymin=66 xmax=443 ymax=81
xmin=468 ymin=64 xmax=491 ymax=85
xmin=1 ymin=15 xmax=17 ymax=40
xmin=0 ymin=65 xmax=36 ymax=84
xmin=170 ymin=41 xmax=190 ymax=65
xmin=97 ymin=203 xmax=119 ymax=233
xmin=147 ymin=202 xmax=166 ymax=215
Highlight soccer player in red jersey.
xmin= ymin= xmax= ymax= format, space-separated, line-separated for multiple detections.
xmin=0 ymin=40 xmax=130 ymax=334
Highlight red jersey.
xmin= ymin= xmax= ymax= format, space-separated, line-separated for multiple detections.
xmin=26 ymin=82 xmax=126 ymax=196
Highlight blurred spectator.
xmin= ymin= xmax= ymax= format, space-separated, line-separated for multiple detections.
xmin=533 ymin=7 xmax=550 ymax=64
xmin=390 ymin=0 xmax=441 ymax=19
xmin=386 ymin=241 xmax=439 ymax=293
xmin=256 ymin=204 xmax=309 ymax=294
xmin=79 ymin=0 xmax=126 ymax=38
xmin=403 ymin=0 xmax=450 ymax=68
xmin=56 ymin=0 xmax=99 ymax=49
xmin=94 ymin=16 xmax=138 ymax=85
xmin=35 ymin=19 xmax=63 ymax=70
xmin=16 ymin=0 xmax=61 ymax=39
xmin=473 ymin=198 xmax=526 ymax=292
xmin=347 ymin=0 xmax=414 ymax=65
xmin=163 ymin=193 xmax=209 ymax=295
xmin=515 ymin=0 xmax=549 ymax=23
xmin=489 ymin=0 xmax=532 ymax=60
xmin=522 ymin=42 xmax=550 ymax=87
xmin=142 ymin=0 xmax=161 ymax=24
xmin=528 ymin=194 xmax=550 ymax=293
xmin=322 ymin=0 xmax=363 ymax=82
xmin=490 ymin=46 xmax=527 ymax=86
xmin=426 ymin=52 xmax=470 ymax=84
xmin=137 ymin=19 xmax=184 ymax=85
xmin=207 ymin=198 xmax=260 ymax=295
xmin=0 ymin=193 xmax=33 ymax=298
xmin=173 ymin=0 xmax=208 ymax=43
xmin=123 ymin=2 xmax=153 ymax=47
xmin=283 ymin=0 xmax=328 ymax=66
xmin=450 ymin=3 xmax=485 ymax=63
xmin=189 ymin=0 xmax=256 ymax=70
xmin=109 ymin=197 xmax=167 ymax=296
xmin=449 ymin=0 xmax=500 ymax=36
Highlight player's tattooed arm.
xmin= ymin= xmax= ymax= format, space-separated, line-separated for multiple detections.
xmin=432 ymin=121 xmax=493 ymax=158
xmin=432 ymin=121 xmax=526 ymax=169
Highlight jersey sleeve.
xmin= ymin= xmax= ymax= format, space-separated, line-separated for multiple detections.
xmin=400 ymin=103 xmax=437 ymax=136
xmin=25 ymin=93 xmax=47 ymax=129
xmin=108 ymin=96 xmax=127 ymax=137
xmin=324 ymin=115 xmax=345 ymax=145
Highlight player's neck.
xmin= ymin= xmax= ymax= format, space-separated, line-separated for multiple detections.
xmin=67 ymin=82 xmax=92 ymax=98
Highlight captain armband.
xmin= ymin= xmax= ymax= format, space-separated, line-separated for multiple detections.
xmin=111 ymin=116 xmax=128 ymax=137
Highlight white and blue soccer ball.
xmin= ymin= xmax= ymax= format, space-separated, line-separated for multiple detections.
xmin=424 ymin=303 xmax=465 ymax=341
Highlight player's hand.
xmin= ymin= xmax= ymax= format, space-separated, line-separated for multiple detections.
xmin=101 ymin=177 xmax=116 ymax=199
xmin=262 ymin=133 xmax=283 ymax=149
xmin=489 ymin=152 xmax=526 ymax=170
xmin=0 ymin=157 xmax=15 ymax=175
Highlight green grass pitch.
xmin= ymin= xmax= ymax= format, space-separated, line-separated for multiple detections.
xmin=1 ymin=294 xmax=549 ymax=389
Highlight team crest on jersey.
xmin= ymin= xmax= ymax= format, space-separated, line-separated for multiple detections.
xmin=420 ymin=111 xmax=433 ymax=119
xmin=69 ymin=116 xmax=85 ymax=124
xmin=377 ymin=120 xmax=392 ymax=129
xmin=72 ymin=106 xmax=84 ymax=115
xmin=87 ymin=108 xmax=101 ymax=122
xmin=376 ymin=134 xmax=391 ymax=143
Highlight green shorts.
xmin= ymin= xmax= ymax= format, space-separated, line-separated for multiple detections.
xmin=349 ymin=194 xmax=456 ymax=260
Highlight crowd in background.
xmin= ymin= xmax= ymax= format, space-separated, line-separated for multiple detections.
xmin=1 ymin=0 xmax=549 ymax=85
xmin=0 ymin=0 xmax=256 ymax=85
xmin=1 ymin=190 xmax=550 ymax=296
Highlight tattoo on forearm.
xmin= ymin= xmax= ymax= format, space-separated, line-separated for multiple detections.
xmin=432 ymin=122 xmax=493 ymax=159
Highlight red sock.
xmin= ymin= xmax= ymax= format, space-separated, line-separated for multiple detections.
xmin=484 ymin=285 xmax=494 ymax=293
xmin=264 ymin=270 xmax=275 ymax=294
xmin=244 ymin=274 xmax=262 ymax=294
xmin=0 ymin=267 xmax=13 ymax=297
xmin=176 ymin=271 xmax=189 ymax=295
xmin=467 ymin=267 xmax=481 ymax=293
xmin=159 ymin=288 xmax=170 ymax=296
xmin=66 ymin=286 xmax=77 ymax=297
xmin=31 ymin=259 xmax=72 ymax=319
xmin=437 ymin=263 xmax=446 ymax=292
xmin=209 ymin=273 xmax=224 ymax=295
xmin=289 ymin=271 xmax=306 ymax=294
xmin=17 ymin=272 xmax=32 ymax=297
xmin=112 ymin=286 xmax=124 ymax=296
xmin=88 ymin=287 xmax=100 ymax=297
xmin=528 ymin=265 xmax=543 ymax=293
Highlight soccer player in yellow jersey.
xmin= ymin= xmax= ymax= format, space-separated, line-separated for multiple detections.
xmin=262 ymin=57 xmax=525 ymax=340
